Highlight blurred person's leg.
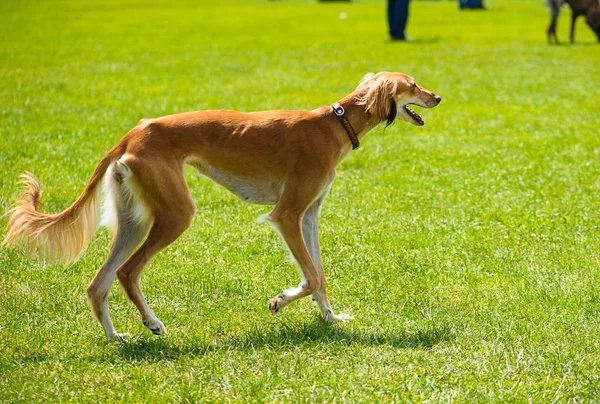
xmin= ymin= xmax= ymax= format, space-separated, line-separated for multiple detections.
xmin=388 ymin=0 xmax=410 ymax=40
xmin=387 ymin=0 xmax=396 ymax=35
xmin=470 ymin=0 xmax=484 ymax=8
xmin=459 ymin=0 xmax=485 ymax=9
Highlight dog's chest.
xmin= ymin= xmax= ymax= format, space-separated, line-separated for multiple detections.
xmin=203 ymin=166 xmax=281 ymax=205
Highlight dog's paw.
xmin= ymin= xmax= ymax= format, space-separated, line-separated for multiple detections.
xmin=142 ymin=318 xmax=167 ymax=336
xmin=326 ymin=312 xmax=353 ymax=324
xmin=268 ymin=294 xmax=286 ymax=316
xmin=107 ymin=333 xmax=132 ymax=343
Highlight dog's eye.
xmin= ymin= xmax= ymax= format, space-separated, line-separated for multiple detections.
xmin=412 ymin=83 xmax=417 ymax=88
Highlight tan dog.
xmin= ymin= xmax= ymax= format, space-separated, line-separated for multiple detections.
xmin=3 ymin=72 xmax=441 ymax=341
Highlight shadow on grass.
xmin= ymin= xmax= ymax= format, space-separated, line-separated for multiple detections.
xmin=114 ymin=318 xmax=454 ymax=362
xmin=549 ymin=41 xmax=600 ymax=47
xmin=386 ymin=37 xmax=442 ymax=45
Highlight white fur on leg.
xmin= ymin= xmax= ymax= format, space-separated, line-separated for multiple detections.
xmin=283 ymin=278 xmax=308 ymax=300
xmin=326 ymin=312 xmax=353 ymax=323
xmin=268 ymin=279 xmax=309 ymax=316
xmin=302 ymin=194 xmax=353 ymax=324
xmin=142 ymin=315 xmax=167 ymax=336
xmin=256 ymin=213 xmax=271 ymax=224
xmin=311 ymin=289 xmax=353 ymax=323
xmin=260 ymin=211 xmax=307 ymax=315
xmin=91 ymin=159 xmax=155 ymax=341
xmin=107 ymin=332 xmax=132 ymax=342
xmin=101 ymin=158 xmax=153 ymax=233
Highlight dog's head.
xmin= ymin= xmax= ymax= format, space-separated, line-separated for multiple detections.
xmin=357 ymin=72 xmax=441 ymax=127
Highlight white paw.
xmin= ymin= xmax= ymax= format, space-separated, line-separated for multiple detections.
xmin=107 ymin=333 xmax=132 ymax=342
xmin=326 ymin=312 xmax=353 ymax=323
xmin=268 ymin=294 xmax=288 ymax=316
xmin=142 ymin=318 xmax=167 ymax=336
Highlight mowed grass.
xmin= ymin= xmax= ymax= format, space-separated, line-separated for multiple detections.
xmin=1 ymin=0 xmax=600 ymax=401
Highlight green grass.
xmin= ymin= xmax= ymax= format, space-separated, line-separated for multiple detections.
xmin=2 ymin=0 xmax=600 ymax=401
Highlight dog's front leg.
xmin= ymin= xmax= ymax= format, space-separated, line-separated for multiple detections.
xmin=264 ymin=212 xmax=321 ymax=314
xmin=262 ymin=178 xmax=330 ymax=315
xmin=302 ymin=189 xmax=352 ymax=323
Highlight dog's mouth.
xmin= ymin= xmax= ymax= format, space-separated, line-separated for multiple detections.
xmin=404 ymin=104 xmax=425 ymax=126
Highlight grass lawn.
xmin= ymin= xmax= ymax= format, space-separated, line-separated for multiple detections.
xmin=2 ymin=0 xmax=600 ymax=401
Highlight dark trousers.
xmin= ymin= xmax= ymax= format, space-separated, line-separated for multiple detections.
xmin=388 ymin=0 xmax=410 ymax=39
xmin=458 ymin=0 xmax=484 ymax=9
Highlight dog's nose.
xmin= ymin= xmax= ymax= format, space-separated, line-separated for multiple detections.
xmin=435 ymin=96 xmax=442 ymax=104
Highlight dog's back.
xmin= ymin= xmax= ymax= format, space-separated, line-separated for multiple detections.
xmin=565 ymin=0 xmax=599 ymax=14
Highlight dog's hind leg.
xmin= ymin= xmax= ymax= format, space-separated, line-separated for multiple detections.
xmin=116 ymin=211 xmax=193 ymax=335
xmin=302 ymin=190 xmax=352 ymax=323
xmin=585 ymin=14 xmax=600 ymax=42
xmin=115 ymin=157 xmax=195 ymax=336
xmin=87 ymin=161 xmax=152 ymax=341
xmin=87 ymin=221 xmax=147 ymax=341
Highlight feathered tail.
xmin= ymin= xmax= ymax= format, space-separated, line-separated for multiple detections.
xmin=3 ymin=145 xmax=123 ymax=263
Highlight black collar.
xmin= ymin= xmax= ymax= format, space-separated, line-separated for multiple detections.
xmin=332 ymin=102 xmax=360 ymax=150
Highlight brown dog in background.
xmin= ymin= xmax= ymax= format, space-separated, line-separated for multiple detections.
xmin=547 ymin=0 xmax=600 ymax=44
xmin=3 ymin=72 xmax=441 ymax=341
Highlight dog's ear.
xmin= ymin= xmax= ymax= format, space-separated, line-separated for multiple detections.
xmin=386 ymin=97 xmax=397 ymax=127
xmin=357 ymin=74 xmax=398 ymax=126
xmin=358 ymin=72 xmax=375 ymax=87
